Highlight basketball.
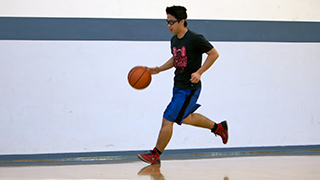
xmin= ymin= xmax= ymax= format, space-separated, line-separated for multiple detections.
xmin=128 ymin=66 xmax=151 ymax=89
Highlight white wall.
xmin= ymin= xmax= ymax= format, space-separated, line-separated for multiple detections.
xmin=1 ymin=0 xmax=320 ymax=155
xmin=1 ymin=0 xmax=320 ymax=21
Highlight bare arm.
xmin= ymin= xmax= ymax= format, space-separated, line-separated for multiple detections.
xmin=147 ymin=56 xmax=174 ymax=75
xmin=190 ymin=48 xmax=219 ymax=83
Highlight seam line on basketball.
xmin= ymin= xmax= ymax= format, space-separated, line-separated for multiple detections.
xmin=133 ymin=68 xmax=147 ymax=87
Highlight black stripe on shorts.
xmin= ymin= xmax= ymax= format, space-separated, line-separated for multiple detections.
xmin=174 ymin=89 xmax=196 ymax=124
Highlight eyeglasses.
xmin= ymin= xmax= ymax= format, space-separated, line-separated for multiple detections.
xmin=166 ymin=20 xmax=179 ymax=25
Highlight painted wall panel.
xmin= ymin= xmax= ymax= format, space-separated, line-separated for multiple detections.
xmin=1 ymin=41 xmax=319 ymax=154
xmin=1 ymin=17 xmax=319 ymax=42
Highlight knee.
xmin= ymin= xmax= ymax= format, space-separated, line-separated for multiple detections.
xmin=161 ymin=118 xmax=174 ymax=128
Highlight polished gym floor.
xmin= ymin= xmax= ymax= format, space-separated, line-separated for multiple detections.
xmin=0 ymin=155 xmax=319 ymax=180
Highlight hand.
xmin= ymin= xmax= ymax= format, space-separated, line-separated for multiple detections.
xmin=146 ymin=66 xmax=160 ymax=75
xmin=190 ymin=72 xmax=201 ymax=83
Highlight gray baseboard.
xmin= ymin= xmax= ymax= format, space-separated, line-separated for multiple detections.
xmin=1 ymin=145 xmax=320 ymax=166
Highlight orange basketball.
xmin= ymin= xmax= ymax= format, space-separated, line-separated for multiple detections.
xmin=128 ymin=66 xmax=151 ymax=89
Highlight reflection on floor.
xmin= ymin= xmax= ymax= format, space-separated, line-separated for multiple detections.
xmin=0 ymin=155 xmax=319 ymax=180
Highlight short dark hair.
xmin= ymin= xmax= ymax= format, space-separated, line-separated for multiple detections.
xmin=166 ymin=5 xmax=188 ymax=27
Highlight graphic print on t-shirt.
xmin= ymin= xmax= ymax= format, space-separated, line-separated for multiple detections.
xmin=173 ymin=46 xmax=187 ymax=73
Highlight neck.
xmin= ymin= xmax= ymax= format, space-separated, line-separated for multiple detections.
xmin=176 ymin=27 xmax=188 ymax=39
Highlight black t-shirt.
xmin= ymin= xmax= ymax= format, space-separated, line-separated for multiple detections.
xmin=171 ymin=30 xmax=213 ymax=90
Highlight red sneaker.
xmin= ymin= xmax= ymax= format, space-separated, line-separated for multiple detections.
xmin=213 ymin=121 xmax=228 ymax=144
xmin=137 ymin=150 xmax=161 ymax=164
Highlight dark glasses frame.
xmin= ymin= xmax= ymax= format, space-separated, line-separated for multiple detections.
xmin=166 ymin=20 xmax=179 ymax=25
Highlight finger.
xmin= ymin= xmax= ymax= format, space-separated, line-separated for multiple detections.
xmin=190 ymin=75 xmax=195 ymax=82
xmin=191 ymin=75 xmax=199 ymax=83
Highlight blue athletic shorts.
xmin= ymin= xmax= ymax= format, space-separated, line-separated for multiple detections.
xmin=163 ymin=87 xmax=201 ymax=125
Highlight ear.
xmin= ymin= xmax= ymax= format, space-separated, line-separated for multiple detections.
xmin=179 ymin=19 xmax=185 ymax=25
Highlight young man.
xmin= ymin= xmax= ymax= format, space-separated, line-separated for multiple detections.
xmin=138 ymin=5 xmax=228 ymax=164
